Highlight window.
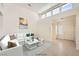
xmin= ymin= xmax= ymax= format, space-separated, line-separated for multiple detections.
xmin=53 ymin=8 xmax=60 ymax=15
xmin=61 ymin=3 xmax=72 ymax=12
xmin=41 ymin=14 xmax=46 ymax=19
xmin=46 ymin=11 xmax=52 ymax=17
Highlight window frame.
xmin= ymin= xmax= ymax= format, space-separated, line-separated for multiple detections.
xmin=46 ymin=11 xmax=52 ymax=17
xmin=52 ymin=7 xmax=60 ymax=15
xmin=40 ymin=3 xmax=72 ymax=19
xmin=61 ymin=3 xmax=72 ymax=12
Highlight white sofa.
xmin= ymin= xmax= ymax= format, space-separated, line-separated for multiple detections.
xmin=0 ymin=34 xmax=23 ymax=56
xmin=0 ymin=45 xmax=23 ymax=56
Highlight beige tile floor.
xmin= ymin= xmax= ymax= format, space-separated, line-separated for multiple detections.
xmin=41 ymin=39 xmax=79 ymax=56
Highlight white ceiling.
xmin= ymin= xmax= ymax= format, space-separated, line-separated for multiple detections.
xmin=16 ymin=3 xmax=58 ymax=13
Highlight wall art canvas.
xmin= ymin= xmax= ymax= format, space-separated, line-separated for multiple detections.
xmin=19 ymin=17 xmax=28 ymax=29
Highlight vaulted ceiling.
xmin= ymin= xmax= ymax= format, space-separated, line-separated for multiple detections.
xmin=0 ymin=3 xmax=59 ymax=13
xmin=15 ymin=3 xmax=58 ymax=13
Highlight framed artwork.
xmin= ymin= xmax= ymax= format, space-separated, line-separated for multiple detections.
xmin=19 ymin=17 xmax=28 ymax=29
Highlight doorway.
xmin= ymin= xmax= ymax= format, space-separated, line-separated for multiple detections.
xmin=56 ymin=15 xmax=76 ymax=41
xmin=51 ymin=15 xmax=77 ymax=49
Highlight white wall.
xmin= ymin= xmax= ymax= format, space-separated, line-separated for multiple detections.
xmin=36 ymin=16 xmax=53 ymax=41
xmin=0 ymin=4 xmax=4 ymax=38
xmin=0 ymin=4 xmax=39 ymax=37
xmin=36 ymin=8 xmax=79 ymax=42
xmin=36 ymin=3 xmax=79 ymax=42
xmin=0 ymin=15 xmax=3 ymax=38
xmin=76 ymin=13 xmax=79 ymax=49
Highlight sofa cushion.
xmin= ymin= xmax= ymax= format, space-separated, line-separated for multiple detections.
xmin=15 ymin=33 xmax=25 ymax=39
xmin=0 ymin=35 xmax=10 ymax=50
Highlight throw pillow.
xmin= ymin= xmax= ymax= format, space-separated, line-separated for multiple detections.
xmin=8 ymin=41 xmax=17 ymax=48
